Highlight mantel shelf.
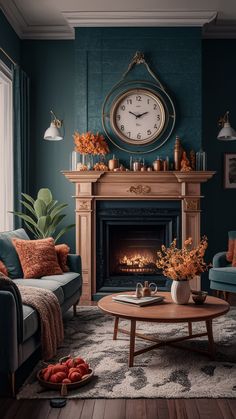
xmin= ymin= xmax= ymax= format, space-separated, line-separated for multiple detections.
xmin=62 ymin=170 xmax=216 ymax=184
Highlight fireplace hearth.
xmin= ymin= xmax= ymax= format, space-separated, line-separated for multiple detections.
xmin=96 ymin=202 xmax=180 ymax=293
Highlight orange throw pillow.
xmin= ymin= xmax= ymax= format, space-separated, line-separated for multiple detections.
xmin=55 ymin=244 xmax=70 ymax=272
xmin=12 ymin=237 xmax=63 ymax=279
xmin=0 ymin=260 xmax=8 ymax=276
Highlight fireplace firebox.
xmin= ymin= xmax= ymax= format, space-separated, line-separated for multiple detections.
xmin=96 ymin=201 xmax=180 ymax=294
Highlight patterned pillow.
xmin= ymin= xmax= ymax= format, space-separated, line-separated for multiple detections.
xmin=12 ymin=237 xmax=63 ymax=279
xmin=0 ymin=260 xmax=8 ymax=276
xmin=55 ymin=244 xmax=70 ymax=272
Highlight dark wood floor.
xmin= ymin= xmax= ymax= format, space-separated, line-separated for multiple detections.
xmin=1 ymin=295 xmax=235 ymax=419
xmin=1 ymin=398 xmax=236 ymax=419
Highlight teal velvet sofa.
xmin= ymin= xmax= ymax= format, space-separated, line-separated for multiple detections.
xmin=209 ymin=251 xmax=236 ymax=299
xmin=0 ymin=228 xmax=82 ymax=395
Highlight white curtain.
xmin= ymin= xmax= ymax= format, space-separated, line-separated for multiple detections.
xmin=0 ymin=62 xmax=13 ymax=231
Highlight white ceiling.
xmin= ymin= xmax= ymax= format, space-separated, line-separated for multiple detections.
xmin=0 ymin=0 xmax=236 ymax=39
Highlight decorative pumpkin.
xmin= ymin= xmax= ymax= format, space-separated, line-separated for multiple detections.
xmin=74 ymin=357 xmax=85 ymax=366
xmin=65 ymin=358 xmax=75 ymax=369
xmin=42 ymin=366 xmax=54 ymax=381
xmin=50 ymin=372 xmax=67 ymax=383
xmin=68 ymin=371 xmax=82 ymax=382
xmin=77 ymin=364 xmax=88 ymax=376
xmin=51 ymin=364 xmax=68 ymax=374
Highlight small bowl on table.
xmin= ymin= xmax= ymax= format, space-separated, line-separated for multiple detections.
xmin=191 ymin=290 xmax=208 ymax=305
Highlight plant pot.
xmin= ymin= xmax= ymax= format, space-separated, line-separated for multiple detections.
xmin=171 ymin=280 xmax=191 ymax=304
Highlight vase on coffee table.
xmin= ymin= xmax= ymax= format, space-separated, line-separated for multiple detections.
xmin=171 ymin=280 xmax=190 ymax=304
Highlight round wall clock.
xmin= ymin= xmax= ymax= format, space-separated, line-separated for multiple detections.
xmin=102 ymin=52 xmax=176 ymax=154
xmin=110 ymin=88 xmax=166 ymax=145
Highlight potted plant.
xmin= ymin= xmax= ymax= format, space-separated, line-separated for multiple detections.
xmin=156 ymin=237 xmax=209 ymax=304
xmin=13 ymin=188 xmax=75 ymax=243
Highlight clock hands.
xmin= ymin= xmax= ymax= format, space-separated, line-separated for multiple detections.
xmin=137 ymin=112 xmax=149 ymax=118
xmin=129 ymin=111 xmax=149 ymax=119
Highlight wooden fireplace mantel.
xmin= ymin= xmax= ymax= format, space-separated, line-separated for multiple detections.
xmin=62 ymin=170 xmax=215 ymax=301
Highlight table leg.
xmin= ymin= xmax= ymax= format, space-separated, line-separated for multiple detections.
xmin=128 ymin=320 xmax=136 ymax=367
xmin=113 ymin=316 xmax=119 ymax=340
xmin=188 ymin=321 xmax=192 ymax=336
xmin=206 ymin=319 xmax=215 ymax=360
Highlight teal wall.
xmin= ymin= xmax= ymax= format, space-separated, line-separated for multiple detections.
xmin=202 ymin=40 xmax=236 ymax=274
xmin=75 ymin=27 xmax=202 ymax=165
xmin=0 ymin=10 xmax=20 ymax=64
xmin=21 ymin=40 xmax=76 ymax=250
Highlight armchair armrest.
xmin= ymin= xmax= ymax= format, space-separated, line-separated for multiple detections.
xmin=67 ymin=254 xmax=82 ymax=279
xmin=0 ymin=291 xmax=20 ymax=373
xmin=212 ymin=251 xmax=230 ymax=268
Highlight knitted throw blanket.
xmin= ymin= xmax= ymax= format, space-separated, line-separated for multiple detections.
xmin=18 ymin=285 xmax=64 ymax=360
xmin=0 ymin=273 xmax=64 ymax=360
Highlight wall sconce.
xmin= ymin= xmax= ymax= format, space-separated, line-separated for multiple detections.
xmin=217 ymin=111 xmax=236 ymax=141
xmin=44 ymin=110 xmax=63 ymax=141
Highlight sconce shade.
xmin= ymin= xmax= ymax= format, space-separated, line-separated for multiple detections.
xmin=44 ymin=122 xmax=63 ymax=141
xmin=217 ymin=112 xmax=236 ymax=141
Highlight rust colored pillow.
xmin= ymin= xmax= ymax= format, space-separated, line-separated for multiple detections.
xmin=0 ymin=260 xmax=8 ymax=276
xmin=12 ymin=238 xmax=63 ymax=279
xmin=55 ymin=244 xmax=70 ymax=272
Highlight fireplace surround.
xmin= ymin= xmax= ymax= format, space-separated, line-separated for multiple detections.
xmin=96 ymin=201 xmax=180 ymax=294
xmin=62 ymin=170 xmax=215 ymax=301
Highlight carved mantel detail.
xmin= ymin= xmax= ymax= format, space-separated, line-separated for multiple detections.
xmin=183 ymin=198 xmax=200 ymax=212
xmin=128 ymin=185 xmax=151 ymax=195
xmin=62 ymin=170 xmax=215 ymax=301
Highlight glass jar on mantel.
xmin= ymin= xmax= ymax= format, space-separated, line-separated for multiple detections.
xmin=70 ymin=151 xmax=94 ymax=171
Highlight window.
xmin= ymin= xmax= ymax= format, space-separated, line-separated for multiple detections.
xmin=0 ymin=61 xmax=13 ymax=231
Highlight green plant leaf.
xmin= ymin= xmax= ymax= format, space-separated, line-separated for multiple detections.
xmin=51 ymin=214 xmax=66 ymax=228
xmin=34 ymin=199 xmax=47 ymax=218
xmin=20 ymin=200 xmax=37 ymax=218
xmin=37 ymin=188 xmax=53 ymax=205
xmin=12 ymin=211 xmax=42 ymax=231
xmin=37 ymin=216 xmax=52 ymax=236
xmin=54 ymin=224 xmax=75 ymax=243
xmin=47 ymin=200 xmax=58 ymax=213
xmin=21 ymin=193 xmax=35 ymax=205
xmin=50 ymin=203 xmax=68 ymax=219
xmin=24 ymin=221 xmax=40 ymax=238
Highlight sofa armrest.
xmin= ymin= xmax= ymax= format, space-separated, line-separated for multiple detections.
xmin=0 ymin=291 xmax=20 ymax=373
xmin=67 ymin=254 xmax=82 ymax=278
xmin=212 ymin=251 xmax=229 ymax=268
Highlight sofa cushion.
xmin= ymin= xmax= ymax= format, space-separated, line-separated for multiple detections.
xmin=12 ymin=237 xmax=63 ymax=278
xmin=22 ymin=305 xmax=39 ymax=343
xmin=0 ymin=229 xmax=29 ymax=279
xmin=41 ymin=272 xmax=82 ymax=300
xmin=209 ymin=267 xmax=236 ymax=285
xmin=13 ymin=279 xmax=64 ymax=305
xmin=55 ymin=244 xmax=70 ymax=272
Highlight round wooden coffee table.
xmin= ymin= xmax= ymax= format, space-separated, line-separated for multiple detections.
xmin=98 ymin=292 xmax=230 ymax=367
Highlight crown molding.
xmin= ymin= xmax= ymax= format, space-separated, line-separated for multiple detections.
xmin=0 ymin=1 xmax=74 ymax=39
xmin=203 ymin=21 xmax=236 ymax=39
xmin=63 ymin=10 xmax=217 ymax=28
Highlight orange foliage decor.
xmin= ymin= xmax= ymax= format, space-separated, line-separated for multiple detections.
xmin=73 ymin=131 xmax=109 ymax=155
xmin=156 ymin=237 xmax=209 ymax=281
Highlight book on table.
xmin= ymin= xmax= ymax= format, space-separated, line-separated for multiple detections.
xmin=112 ymin=294 xmax=164 ymax=306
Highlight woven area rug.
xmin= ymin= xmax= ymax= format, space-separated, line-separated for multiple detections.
xmin=17 ymin=306 xmax=236 ymax=399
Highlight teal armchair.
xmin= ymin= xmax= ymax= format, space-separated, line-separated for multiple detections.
xmin=209 ymin=251 xmax=236 ymax=300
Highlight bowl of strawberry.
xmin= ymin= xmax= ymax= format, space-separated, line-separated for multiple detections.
xmin=37 ymin=355 xmax=93 ymax=395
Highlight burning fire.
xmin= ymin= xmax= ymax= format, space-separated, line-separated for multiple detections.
xmin=118 ymin=253 xmax=156 ymax=273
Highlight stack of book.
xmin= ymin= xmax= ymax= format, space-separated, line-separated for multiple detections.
xmin=112 ymin=294 xmax=164 ymax=307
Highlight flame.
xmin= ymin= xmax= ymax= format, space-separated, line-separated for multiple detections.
xmin=119 ymin=254 xmax=153 ymax=268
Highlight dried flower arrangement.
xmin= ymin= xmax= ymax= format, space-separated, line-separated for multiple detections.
xmin=156 ymin=237 xmax=209 ymax=281
xmin=73 ymin=131 xmax=109 ymax=155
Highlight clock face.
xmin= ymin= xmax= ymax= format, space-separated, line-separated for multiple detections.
xmin=110 ymin=89 xmax=166 ymax=145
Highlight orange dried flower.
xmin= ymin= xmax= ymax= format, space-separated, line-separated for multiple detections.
xmin=73 ymin=131 xmax=109 ymax=155
xmin=156 ymin=236 xmax=209 ymax=281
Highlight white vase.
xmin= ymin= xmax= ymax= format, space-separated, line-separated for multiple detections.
xmin=171 ymin=280 xmax=191 ymax=305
